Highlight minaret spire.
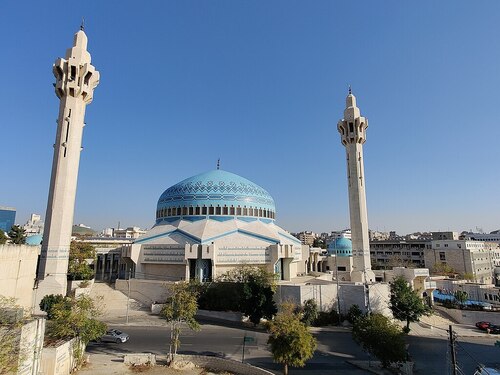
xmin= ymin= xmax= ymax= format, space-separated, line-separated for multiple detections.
xmin=80 ymin=17 xmax=85 ymax=31
xmin=337 ymin=91 xmax=375 ymax=283
xmin=217 ymin=158 xmax=220 ymax=170
xmin=36 ymin=28 xmax=100 ymax=308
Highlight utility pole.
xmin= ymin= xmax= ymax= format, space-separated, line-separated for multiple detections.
xmin=126 ymin=268 xmax=131 ymax=324
xmin=449 ymin=325 xmax=458 ymax=375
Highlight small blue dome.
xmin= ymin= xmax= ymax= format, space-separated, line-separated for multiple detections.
xmin=25 ymin=234 xmax=43 ymax=246
xmin=327 ymin=237 xmax=352 ymax=257
xmin=156 ymin=170 xmax=276 ymax=223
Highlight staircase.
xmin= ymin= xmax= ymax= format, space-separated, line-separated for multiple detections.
xmin=89 ymin=282 xmax=149 ymax=323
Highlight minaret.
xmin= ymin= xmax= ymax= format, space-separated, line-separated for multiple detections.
xmin=337 ymin=88 xmax=375 ymax=283
xmin=36 ymin=27 xmax=100 ymax=300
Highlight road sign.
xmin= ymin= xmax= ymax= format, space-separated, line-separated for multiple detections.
xmin=244 ymin=336 xmax=254 ymax=343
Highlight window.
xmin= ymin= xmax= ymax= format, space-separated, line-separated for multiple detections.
xmin=439 ymin=252 xmax=446 ymax=261
xmin=188 ymin=206 xmax=194 ymax=215
xmin=236 ymin=206 xmax=242 ymax=215
xmin=216 ymin=206 xmax=221 ymax=215
xmin=223 ymin=206 xmax=228 ymax=215
xmin=349 ymin=122 xmax=354 ymax=132
xmin=337 ymin=266 xmax=346 ymax=271
xmin=230 ymin=206 xmax=235 ymax=215
xmin=195 ymin=206 xmax=200 ymax=215
xmin=209 ymin=206 xmax=214 ymax=215
xmin=202 ymin=206 xmax=207 ymax=215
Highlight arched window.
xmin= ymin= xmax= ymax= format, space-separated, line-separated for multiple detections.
xmin=243 ymin=207 xmax=248 ymax=216
xmin=236 ymin=206 xmax=242 ymax=215
xmin=230 ymin=206 xmax=235 ymax=215
xmin=182 ymin=207 xmax=187 ymax=215
xmin=188 ymin=206 xmax=194 ymax=215
xmin=202 ymin=206 xmax=207 ymax=215
xmin=223 ymin=205 xmax=228 ymax=215
xmin=258 ymin=208 xmax=263 ymax=217
xmin=209 ymin=206 xmax=215 ymax=215
xmin=216 ymin=206 xmax=221 ymax=215
xmin=195 ymin=206 xmax=201 ymax=215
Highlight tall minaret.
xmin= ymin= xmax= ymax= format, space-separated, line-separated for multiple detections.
xmin=337 ymin=88 xmax=375 ymax=283
xmin=36 ymin=27 xmax=100 ymax=300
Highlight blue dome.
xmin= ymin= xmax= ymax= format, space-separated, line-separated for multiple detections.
xmin=327 ymin=237 xmax=352 ymax=257
xmin=156 ymin=170 xmax=276 ymax=222
xmin=25 ymin=234 xmax=43 ymax=246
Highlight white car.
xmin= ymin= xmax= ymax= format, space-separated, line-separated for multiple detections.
xmin=99 ymin=329 xmax=129 ymax=343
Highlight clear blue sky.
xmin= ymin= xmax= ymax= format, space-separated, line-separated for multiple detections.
xmin=1 ymin=1 xmax=499 ymax=235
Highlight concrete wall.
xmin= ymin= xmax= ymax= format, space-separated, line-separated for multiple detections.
xmin=435 ymin=305 xmax=500 ymax=325
xmin=17 ymin=318 xmax=46 ymax=375
xmin=173 ymin=354 xmax=274 ymax=375
xmin=0 ymin=245 xmax=39 ymax=309
xmin=115 ymin=279 xmax=170 ymax=305
xmin=277 ymin=282 xmax=391 ymax=316
xmin=39 ymin=338 xmax=81 ymax=375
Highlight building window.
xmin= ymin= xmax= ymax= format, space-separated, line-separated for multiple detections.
xmin=209 ymin=206 xmax=215 ymax=215
xmin=338 ymin=266 xmax=346 ymax=271
xmin=236 ymin=206 xmax=242 ymax=215
xmin=216 ymin=206 xmax=221 ymax=215
xmin=230 ymin=206 xmax=235 ymax=215
xmin=439 ymin=252 xmax=446 ymax=261
xmin=202 ymin=206 xmax=207 ymax=215
xmin=223 ymin=206 xmax=228 ymax=215
xmin=189 ymin=206 xmax=194 ymax=215
xmin=195 ymin=206 xmax=200 ymax=215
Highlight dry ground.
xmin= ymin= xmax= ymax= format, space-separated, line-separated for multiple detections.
xmin=78 ymin=354 xmax=233 ymax=375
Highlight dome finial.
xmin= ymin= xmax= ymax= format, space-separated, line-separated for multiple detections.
xmin=80 ymin=17 xmax=85 ymax=31
xmin=217 ymin=158 xmax=220 ymax=170
xmin=348 ymin=84 xmax=352 ymax=95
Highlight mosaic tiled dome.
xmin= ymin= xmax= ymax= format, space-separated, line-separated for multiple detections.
xmin=328 ymin=237 xmax=352 ymax=257
xmin=156 ymin=170 xmax=276 ymax=221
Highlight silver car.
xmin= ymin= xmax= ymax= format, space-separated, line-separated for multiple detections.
xmin=100 ymin=329 xmax=129 ymax=343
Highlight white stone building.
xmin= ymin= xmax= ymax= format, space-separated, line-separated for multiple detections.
xmin=424 ymin=240 xmax=500 ymax=284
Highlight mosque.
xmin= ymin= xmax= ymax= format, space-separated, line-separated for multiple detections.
xmin=128 ymin=169 xmax=307 ymax=282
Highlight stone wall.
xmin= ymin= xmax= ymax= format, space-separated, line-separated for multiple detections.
xmin=0 ymin=244 xmax=40 ymax=309
xmin=16 ymin=318 xmax=46 ymax=375
xmin=115 ymin=279 xmax=170 ymax=305
xmin=39 ymin=337 xmax=82 ymax=375
xmin=277 ymin=282 xmax=391 ymax=316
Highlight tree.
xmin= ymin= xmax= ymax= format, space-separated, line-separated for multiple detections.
xmin=389 ymin=276 xmax=430 ymax=332
xmin=161 ymin=282 xmax=200 ymax=362
xmin=68 ymin=241 xmax=96 ymax=280
xmin=352 ymin=313 xmax=407 ymax=368
xmin=268 ymin=303 xmax=317 ymax=375
xmin=39 ymin=294 xmax=69 ymax=319
xmin=347 ymin=304 xmax=363 ymax=324
xmin=0 ymin=229 xmax=6 ymax=245
xmin=432 ymin=263 xmax=456 ymax=276
xmin=312 ymin=238 xmax=326 ymax=249
xmin=8 ymin=225 xmax=26 ymax=244
xmin=47 ymin=295 xmax=106 ymax=366
xmin=220 ymin=266 xmax=278 ymax=325
xmin=454 ymin=290 xmax=468 ymax=309
xmin=300 ymin=299 xmax=318 ymax=327
xmin=0 ymin=296 xmax=28 ymax=374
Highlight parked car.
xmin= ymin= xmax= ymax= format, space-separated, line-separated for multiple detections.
xmin=488 ymin=325 xmax=500 ymax=334
xmin=476 ymin=321 xmax=494 ymax=331
xmin=99 ymin=329 xmax=129 ymax=343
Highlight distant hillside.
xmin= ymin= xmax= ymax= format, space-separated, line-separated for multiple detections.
xmin=72 ymin=225 xmax=96 ymax=237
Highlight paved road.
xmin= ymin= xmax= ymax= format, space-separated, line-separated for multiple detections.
xmin=86 ymin=322 xmax=500 ymax=374
xmin=87 ymin=323 xmax=369 ymax=374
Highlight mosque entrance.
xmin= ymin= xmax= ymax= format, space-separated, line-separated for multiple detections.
xmin=274 ymin=259 xmax=284 ymax=281
xmin=189 ymin=258 xmax=212 ymax=282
